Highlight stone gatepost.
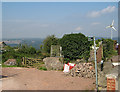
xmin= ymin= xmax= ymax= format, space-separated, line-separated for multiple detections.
xmin=106 ymin=73 xmax=118 ymax=91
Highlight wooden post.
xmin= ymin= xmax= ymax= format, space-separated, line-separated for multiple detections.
xmin=60 ymin=46 xmax=62 ymax=57
xmin=51 ymin=45 xmax=53 ymax=57
xmin=118 ymin=45 xmax=120 ymax=55
xmin=22 ymin=57 xmax=24 ymax=65
xmin=25 ymin=57 xmax=26 ymax=65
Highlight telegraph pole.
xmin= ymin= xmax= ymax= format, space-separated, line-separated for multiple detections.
xmin=111 ymin=28 xmax=112 ymax=40
xmin=94 ymin=36 xmax=98 ymax=90
xmin=88 ymin=36 xmax=98 ymax=90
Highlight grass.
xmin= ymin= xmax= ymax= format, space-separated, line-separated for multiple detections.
xmin=32 ymin=62 xmax=47 ymax=71
xmin=39 ymin=66 xmax=47 ymax=71
xmin=2 ymin=64 xmax=17 ymax=67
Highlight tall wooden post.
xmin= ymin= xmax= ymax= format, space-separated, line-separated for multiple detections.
xmin=118 ymin=45 xmax=120 ymax=55
xmin=51 ymin=45 xmax=53 ymax=57
xmin=22 ymin=57 xmax=24 ymax=65
xmin=25 ymin=57 xmax=26 ymax=65
xmin=60 ymin=46 xmax=62 ymax=57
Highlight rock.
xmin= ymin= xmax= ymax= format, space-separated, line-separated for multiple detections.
xmin=43 ymin=57 xmax=63 ymax=70
xmin=76 ymin=59 xmax=81 ymax=62
xmin=69 ymin=63 xmax=95 ymax=78
xmin=4 ymin=59 xmax=16 ymax=66
xmin=76 ymin=59 xmax=85 ymax=64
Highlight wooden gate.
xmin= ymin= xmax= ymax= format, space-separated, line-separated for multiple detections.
xmin=22 ymin=57 xmax=42 ymax=66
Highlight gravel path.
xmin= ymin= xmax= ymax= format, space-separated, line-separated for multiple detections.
xmin=2 ymin=67 xmax=95 ymax=90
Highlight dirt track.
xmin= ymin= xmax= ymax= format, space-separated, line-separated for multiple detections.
xmin=2 ymin=67 xmax=95 ymax=90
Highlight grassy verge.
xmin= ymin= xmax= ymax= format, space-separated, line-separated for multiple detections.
xmin=2 ymin=64 xmax=17 ymax=67
xmin=39 ymin=66 xmax=47 ymax=71
xmin=32 ymin=62 xmax=47 ymax=71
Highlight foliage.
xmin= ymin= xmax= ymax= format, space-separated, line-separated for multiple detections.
xmin=32 ymin=62 xmax=46 ymax=70
xmin=64 ymin=58 xmax=70 ymax=63
xmin=2 ymin=64 xmax=17 ymax=67
xmin=18 ymin=44 xmax=36 ymax=54
xmin=39 ymin=66 xmax=47 ymax=71
xmin=95 ymin=39 xmax=101 ymax=47
xmin=2 ymin=46 xmax=17 ymax=63
xmin=42 ymin=35 xmax=59 ymax=54
xmin=2 ymin=44 xmax=42 ymax=67
xmin=29 ymin=46 xmax=36 ymax=54
xmin=59 ymin=33 xmax=91 ymax=61
xmin=51 ymin=45 xmax=61 ymax=57
xmin=89 ymin=38 xmax=117 ymax=60
xmin=102 ymin=38 xmax=116 ymax=59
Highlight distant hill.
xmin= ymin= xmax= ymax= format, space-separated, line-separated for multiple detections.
xmin=2 ymin=37 xmax=118 ymax=49
xmin=2 ymin=38 xmax=44 ymax=49
xmin=95 ymin=37 xmax=118 ymax=41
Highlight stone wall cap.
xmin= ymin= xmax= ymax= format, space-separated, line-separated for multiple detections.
xmin=112 ymin=62 xmax=120 ymax=66
xmin=106 ymin=73 xmax=118 ymax=78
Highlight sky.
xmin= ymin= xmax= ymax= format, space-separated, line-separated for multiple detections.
xmin=2 ymin=2 xmax=118 ymax=39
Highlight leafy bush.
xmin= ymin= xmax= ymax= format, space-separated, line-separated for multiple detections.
xmin=59 ymin=33 xmax=91 ymax=61
xmin=102 ymin=38 xmax=116 ymax=59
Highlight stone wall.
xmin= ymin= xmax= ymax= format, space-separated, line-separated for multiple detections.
xmin=96 ymin=45 xmax=103 ymax=63
xmin=88 ymin=44 xmax=103 ymax=63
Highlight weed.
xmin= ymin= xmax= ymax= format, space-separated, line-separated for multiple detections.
xmin=39 ymin=66 xmax=47 ymax=71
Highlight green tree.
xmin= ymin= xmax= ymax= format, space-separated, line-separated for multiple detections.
xmin=43 ymin=35 xmax=59 ymax=54
xmin=59 ymin=33 xmax=90 ymax=61
xmin=18 ymin=44 xmax=30 ymax=54
xmin=29 ymin=46 xmax=36 ymax=54
xmin=2 ymin=46 xmax=16 ymax=63
xmin=102 ymin=38 xmax=115 ymax=59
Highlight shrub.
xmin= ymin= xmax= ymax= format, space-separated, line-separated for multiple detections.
xmin=39 ymin=66 xmax=47 ymax=71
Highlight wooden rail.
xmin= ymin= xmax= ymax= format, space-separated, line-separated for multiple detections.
xmin=22 ymin=57 xmax=42 ymax=66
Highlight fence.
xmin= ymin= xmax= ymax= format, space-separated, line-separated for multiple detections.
xmin=22 ymin=57 xmax=42 ymax=66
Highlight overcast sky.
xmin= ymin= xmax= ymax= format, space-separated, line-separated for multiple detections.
xmin=2 ymin=2 xmax=118 ymax=39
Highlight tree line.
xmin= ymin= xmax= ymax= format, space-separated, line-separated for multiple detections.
xmin=2 ymin=33 xmax=117 ymax=66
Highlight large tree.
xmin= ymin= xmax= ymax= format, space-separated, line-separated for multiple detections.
xmin=59 ymin=33 xmax=90 ymax=61
xmin=102 ymin=38 xmax=115 ymax=59
xmin=43 ymin=35 xmax=59 ymax=54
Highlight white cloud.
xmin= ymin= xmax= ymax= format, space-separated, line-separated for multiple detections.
xmin=91 ymin=22 xmax=100 ymax=25
xmin=87 ymin=6 xmax=116 ymax=18
xmin=75 ymin=26 xmax=83 ymax=31
xmin=101 ymin=6 xmax=115 ymax=13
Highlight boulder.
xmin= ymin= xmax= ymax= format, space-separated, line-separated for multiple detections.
xmin=43 ymin=57 xmax=63 ymax=70
xmin=4 ymin=59 xmax=16 ymax=66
